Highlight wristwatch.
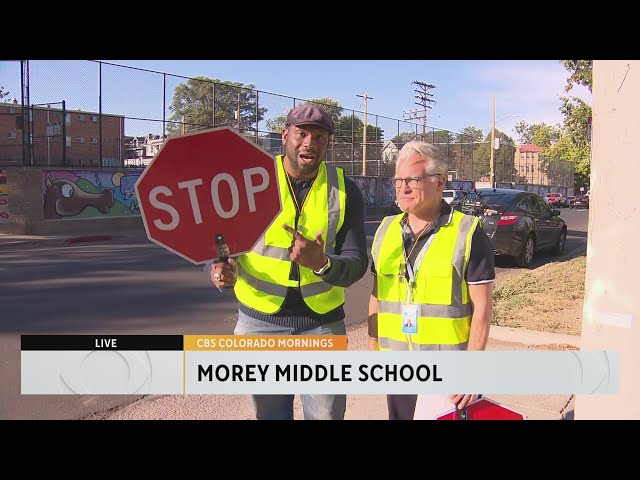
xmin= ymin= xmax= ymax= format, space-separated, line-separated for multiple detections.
xmin=313 ymin=255 xmax=332 ymax=276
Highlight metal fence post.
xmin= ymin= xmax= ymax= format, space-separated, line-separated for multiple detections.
xmin=98 ymin=62 xmax=103 ymax=167
xmin=62 ymin=100 xmax=67 ymax=167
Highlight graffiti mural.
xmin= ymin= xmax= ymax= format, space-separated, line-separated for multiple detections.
xmin=380 ymin=177 xmax=396 ymax=208
xmin=42 ymin=170 xmax=143 ymax=220
xmin=349 ymin=176 xmax=377 ymax=209
xmin=0 ymin=170 xmax=8 ymax=223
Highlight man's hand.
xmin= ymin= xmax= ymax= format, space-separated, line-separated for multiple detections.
xmin=210 ymin=258 xmax=238 ymax=290
xmin=448 ymin=393 xmax=476 ymax=410
xmin=282 ymin=224 xmax=327 ymax=271
xmin=367 ymin=337 xmax=379 ymax=351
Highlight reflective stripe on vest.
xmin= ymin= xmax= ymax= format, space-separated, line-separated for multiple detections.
xmin=371 ymin=210 xmax=478 ymax=351
xmin=234 ymin=156 xmax=346 ymax=314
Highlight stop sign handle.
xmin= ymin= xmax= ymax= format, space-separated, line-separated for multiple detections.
xmin=215 ymin=233 xmax=234 ymax=291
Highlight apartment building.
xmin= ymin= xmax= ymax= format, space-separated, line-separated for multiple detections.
xmin=513 ymin=144 xmax=548 ymax=185
xmin=0 ymin=102 xmax=125 ymax=167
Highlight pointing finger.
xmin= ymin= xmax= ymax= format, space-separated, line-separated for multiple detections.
xmin=281 ymin=224 xmax=297 ymax=236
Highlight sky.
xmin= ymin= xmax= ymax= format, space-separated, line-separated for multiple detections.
xmin=0 ymin=60 xmax=591 ymax=140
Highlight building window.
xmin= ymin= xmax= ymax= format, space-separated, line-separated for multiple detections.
xmin=65 ymin=113 xmax=71 ymax=125
xmin=91 ymin=137 xmax=97 ymax=144
xmin=90 ymin=115 xmax=98 ymax=122
xmin=66 ymin=136 xmax=71 ymax=147
xmin=77 ymin=137 xmax=86 ymax=143
xmin=79 ymin=114 xmax=86 ymax=121
xmin=7 ymin=131 xmax=17 ymax=140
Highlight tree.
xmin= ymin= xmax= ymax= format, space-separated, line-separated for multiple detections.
xmin=423 ymin=129 xmax=454 ymax=146
xmin=167 ymin=76 xmax=266 ymax=135
xmin=472 ymin=129 xmax=515 ymax=183
xmin=560 ymin=60 xmax=593 ymax=93
xmin=456 ymin=126 xmax=484 ymax=144
xmin=332 ymin=112 xmax=385 ymax=174
xmin=391 ymin=131 xmax=420 ymax=145
xmin=265 ymin=97 xmax=344 ymax=134
xmin=514 ymin=121 xmax=562 ymax=147
xmin=0 ymin=86 xmax=10 ymax=101
xmin=555 ymin=60 xmax=593 ymax=189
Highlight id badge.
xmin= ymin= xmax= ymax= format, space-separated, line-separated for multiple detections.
xmin=401 ymin=304 xmax=419 ymax=334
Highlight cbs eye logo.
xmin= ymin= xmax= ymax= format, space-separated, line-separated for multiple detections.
xmin=58 ymin=351 xmax=153 ymax=394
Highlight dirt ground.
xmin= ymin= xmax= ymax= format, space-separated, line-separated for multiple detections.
xmin=492 ymin=256 xmax=586 ymax=337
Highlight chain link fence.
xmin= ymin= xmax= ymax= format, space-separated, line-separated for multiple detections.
xmin=0 ymin=60 xmax=573 ymax=193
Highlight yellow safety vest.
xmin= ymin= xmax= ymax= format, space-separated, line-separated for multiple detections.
xmin=371 ymin=209 xmax=479 ymax=351
xmin=234 ymin=155 xmax=347 ymax=314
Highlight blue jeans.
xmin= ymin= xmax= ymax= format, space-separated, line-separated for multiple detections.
xmin=234 ymin=310 xmax=347 ymax=420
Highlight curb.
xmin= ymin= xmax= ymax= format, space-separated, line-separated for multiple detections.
xmin=489 ymin=325 xmax=581 ymax=348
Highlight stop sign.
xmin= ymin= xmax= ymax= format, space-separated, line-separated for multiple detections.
xmin=435 ymin=398 xmax=525 ymax=420
xmin=135 ymin=127 xmax=282 ymax=264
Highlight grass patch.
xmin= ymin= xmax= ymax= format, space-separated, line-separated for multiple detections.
xmin=492 ymin=256 xmax=586 ymax=336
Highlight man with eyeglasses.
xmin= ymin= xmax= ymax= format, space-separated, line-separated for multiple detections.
xmin=367 ymin=140 xmax=495 ymax=420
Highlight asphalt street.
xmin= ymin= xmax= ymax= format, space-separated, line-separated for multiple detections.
xmin=0 ymin=207 xmax=588 ymax=419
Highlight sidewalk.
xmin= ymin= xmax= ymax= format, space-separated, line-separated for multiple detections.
xmin=87 ymin=323 xmax=579 ymax=421
xmin=0 ymin=230 xmax=145 ymax=248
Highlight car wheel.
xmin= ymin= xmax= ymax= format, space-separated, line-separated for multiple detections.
xmin=551 ymin=228 xmax=566 ymax=256
xmin=514 ymin=234 xmax=535 ymax=268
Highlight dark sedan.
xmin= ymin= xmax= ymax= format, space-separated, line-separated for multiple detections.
xmin=463 ymin=188 xmax=567 ymax=268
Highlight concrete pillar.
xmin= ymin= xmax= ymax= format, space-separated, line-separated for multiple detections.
xmin=574 ymin=60 xmax=640 ymax=419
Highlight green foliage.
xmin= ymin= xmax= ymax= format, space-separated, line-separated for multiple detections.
xmin=391 ymin=131 xmax=420 ymax=144
xmin=516 ymin=61 xmax=593 ymax=190
xmin=472 ymin=129 xmax=515 ymax=182
xmin=167 ymin=76 xmax=266 ymax=134
xmin=456 ymin=126 xmax=484 ymax=143
xmin=334 ymin=114 xmax=383 ymax=144
xmin=266 ymin=97 xmax=345 ymax=134
xmin=515 ymin=121 xmax=562 ymax=147
xmin=0 ymin=86 xmax=9 ymax=100
xmin=560 ymin=60 xmax=593 ymax=93
xmin=424 ymin=129 xmax=454 ymax=145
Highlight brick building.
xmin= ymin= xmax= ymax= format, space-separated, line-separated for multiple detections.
xmin=0 ymin=103 xmax=125 ymax=167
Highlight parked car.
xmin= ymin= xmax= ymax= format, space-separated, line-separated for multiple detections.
xmin=442 ymin=189 xmax=458 ymax=204
xmin=545 ymin=192 xmax=567 ymax=208
xmin=570 ymin=194 xmax=589 ymax=209
xmin=473 ymin=188 xmax=567 ymax=268
xmin=451 ymin=190 xmax=482 ymax=215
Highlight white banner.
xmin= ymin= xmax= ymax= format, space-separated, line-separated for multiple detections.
xmin=185 ymin=350 xmax=618 ymax=395
xmin=22 ymin=350 xmax=619 ymax=395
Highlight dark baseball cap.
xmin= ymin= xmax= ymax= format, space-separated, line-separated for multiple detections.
xmin=286 ymin=104 xmax=334 ymax=134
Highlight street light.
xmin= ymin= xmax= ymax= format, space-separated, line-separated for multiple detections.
xmin=490 ymin=95 xmax=518 ymax=188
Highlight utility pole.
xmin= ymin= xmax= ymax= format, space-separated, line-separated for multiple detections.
xmin=356 ymin=93 xmax=373 ymax=176
xmin=412 ymin=80 xmax=436 ymax=139
xmin=490 ymin=95 xmax=496 ymax=188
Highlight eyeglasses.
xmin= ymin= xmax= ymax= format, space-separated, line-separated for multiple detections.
xmin=392 ymin=174 xmax=441 ymax=189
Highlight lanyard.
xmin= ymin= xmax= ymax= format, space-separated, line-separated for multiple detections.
xmin=404 ymin=229 xmax=437 ymax=304
xmin=284 ymin=171 xmax=314 ymax=218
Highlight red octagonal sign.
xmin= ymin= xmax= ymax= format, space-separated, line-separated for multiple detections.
xmin=135 ymin=127 xmax=282 ymax=264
